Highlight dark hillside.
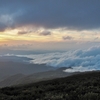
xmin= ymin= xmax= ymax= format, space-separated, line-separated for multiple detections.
xmin=0 ymin=71 xmax=100 ymax=100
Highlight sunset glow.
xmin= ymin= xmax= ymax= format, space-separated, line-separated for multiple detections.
xmin=0 ymin=0 xmax=100 ymax=51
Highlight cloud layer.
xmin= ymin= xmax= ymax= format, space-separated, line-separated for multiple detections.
xmin=19 ymin=46 xmax=100 ymax=72
xmin=0 ymin=0 xmax=100 ymax=31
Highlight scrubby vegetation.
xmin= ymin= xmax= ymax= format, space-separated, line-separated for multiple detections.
xmin=0 ymin=71 xmax=100 ymax=100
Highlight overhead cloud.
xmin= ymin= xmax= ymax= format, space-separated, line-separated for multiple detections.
xmin=0 ymin=0 xmax=100 ymax=31
xmin=62 ymin=36 xmax=73 ymax=40
xmin=17 ymin=46 xmax=100 ymax=72
xmin=39 ymin=31 xmax=51 ymax=36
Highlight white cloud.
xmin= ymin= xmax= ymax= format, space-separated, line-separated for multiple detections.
xmin=16 ymin=46 xmax=100 ymax=72
xmin=63 ymin=66 xmax=96 ymax=72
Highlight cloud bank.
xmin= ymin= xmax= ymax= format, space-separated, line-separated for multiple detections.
xmin=18 ymin=46 xmax=100 ymax=72
xmin=0 ymin=0 xmax=100 ymax=31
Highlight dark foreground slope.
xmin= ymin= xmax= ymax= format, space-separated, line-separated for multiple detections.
xmin=0 ymin=71 xmax=100 ymax=100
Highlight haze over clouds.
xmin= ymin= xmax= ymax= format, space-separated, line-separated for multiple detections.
xmin=16 ymin=46 xmax=100 ymax=72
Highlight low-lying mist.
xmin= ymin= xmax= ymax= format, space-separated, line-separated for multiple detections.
xmin=16 ymin=46 xmax=100 ymax=72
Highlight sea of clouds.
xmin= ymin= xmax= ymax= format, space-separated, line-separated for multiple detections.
xmin=17 ymin=46 xmax=100 ymax=72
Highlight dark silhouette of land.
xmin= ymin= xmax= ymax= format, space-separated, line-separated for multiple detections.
xmin=0 ymin=71 xmax=100 ymax=100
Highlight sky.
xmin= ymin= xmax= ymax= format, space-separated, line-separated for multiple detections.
xmin=1 ymin=0 xmax=100 ymax=72
xmin=0 ymin=0 xmax=100 ymax=52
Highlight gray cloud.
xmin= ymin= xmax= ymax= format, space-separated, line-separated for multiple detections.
xmin=17 ymin=31 xmax=31 ymax=35
xmin=0 ymin=23 xmax=6 ymax=32
xmin=94 ymin=37 xmax=99 ymax=40
xmin=62 ymin=36 xmax=73 ymax=40
xmin=0 ymin=0 xmax=100 ymax=31
xmin=39 ymin=31 xmax=51 ymax=36
xmin=18 ymin=31 xmax=28 ymax=35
